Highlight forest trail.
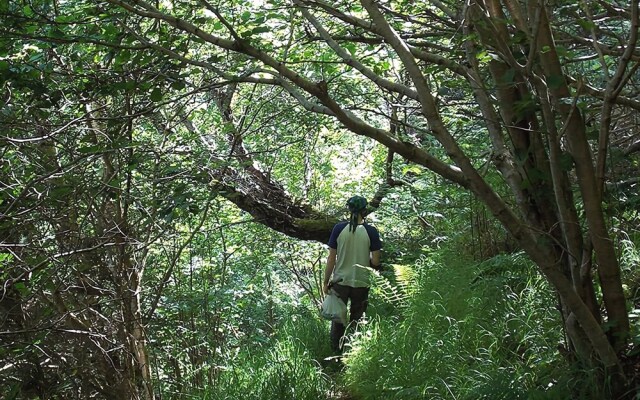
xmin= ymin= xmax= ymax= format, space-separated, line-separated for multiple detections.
xmin=328 ymin=390 xmax=356 ymax=400
xmin=322 ymin=356 xmax=357 ymax=400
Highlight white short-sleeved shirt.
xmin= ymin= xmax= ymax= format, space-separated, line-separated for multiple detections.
xmin=328 ymin=222 xmax=382 ymax=288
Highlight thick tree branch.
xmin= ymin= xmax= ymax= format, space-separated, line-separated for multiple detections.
xmin=595 ymin=0 xmax=640 ymax=197
xmin=294 ymin=0 xmax=419 ymax=101
xmin=301 ymin=0 xmax=468 ymax=76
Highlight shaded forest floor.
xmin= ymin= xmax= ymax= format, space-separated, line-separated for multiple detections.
xmin=321 ymin=356 xmax=356 ymax=400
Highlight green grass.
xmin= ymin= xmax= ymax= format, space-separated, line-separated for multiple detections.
xmin=199 ymin=311 xmax=335 ymax=400
xmin=340 ymin=250 xmax=572 ymax=399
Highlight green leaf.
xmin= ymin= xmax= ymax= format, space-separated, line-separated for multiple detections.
xmin=344 ymin=42 xmax=357 ymax=56
xmin=23 ymin=5 xmax=34 ymax=17
xmin=114 ymin=50 xmax=131 ymax=65
xmin=102 ymin=24 xmax=119 ymax=37
xmin=150 ymin=88 xmax=163 ymax=102
xmin=547 ymin=74 xmax=565 ymax=90
xmin=14 ymin=282 xmax=28 ymax=295
xmin=476 ymin=50 xmax=496 ymax=64
xmin=402 ymin=165 xmax=422 ymax=175
xmin=558 ymin=152 xmax=574 ymax=171
xmin=55 ymin=15 xmax=74 ymax=23
xmin=577 ymin=19 xmax=596 ymax=31
xmin=51 ymin=186 xmax=73 ymax=199
xmin=250 ymin=26 xmax=270 ymax=36
xmin=555 ymin=45 xmax=571 ymax=58
xmin=0 ymin=252 xmax=13 ymax=266
xmin=586 ymin=127 xmax=599 ymax=141
xmin=171 ymin=80 xmax=186 ymax=90
xmin=527 ymin=167 xmax=548 ymax=184
xmin=511 ymin=30 xmax=528 ymax=45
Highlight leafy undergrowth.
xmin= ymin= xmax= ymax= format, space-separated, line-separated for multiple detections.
xmin=190 ymin=249 xmax=613 ymax=399
xmin=196 ymin=314 xmax=335 ymax=400
xmin=339 ymin=250 xmax=581 ymax=399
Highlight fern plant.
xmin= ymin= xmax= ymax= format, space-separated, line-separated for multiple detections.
xmin=342 ymin=249 xmax=568 ymax=399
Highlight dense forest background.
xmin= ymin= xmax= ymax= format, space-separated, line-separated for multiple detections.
xmin=1 ymin=0 xmax=640 ymax=399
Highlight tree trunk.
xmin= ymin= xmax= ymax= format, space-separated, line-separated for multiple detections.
xmin=88 ymin=103 xmax=155 ymax=400
xmin=534 ymin=3 xmax=629 ymax=350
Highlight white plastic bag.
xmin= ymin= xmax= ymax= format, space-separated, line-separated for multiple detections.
xmin=320 ymin=291 xmax=347 ymax=325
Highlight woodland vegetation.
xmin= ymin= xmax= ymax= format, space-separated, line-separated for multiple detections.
xmin=1 ymin=0 xmax=640 ymax=399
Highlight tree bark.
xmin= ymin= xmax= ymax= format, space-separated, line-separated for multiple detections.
xmin=534 ymin=2 xmax=629 ymax=350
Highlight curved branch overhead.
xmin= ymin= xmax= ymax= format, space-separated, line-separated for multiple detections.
xmin=212 ymin=168 xmax=338 ymax=242
xmin=203 ymin=83 xmax=393 ymax=243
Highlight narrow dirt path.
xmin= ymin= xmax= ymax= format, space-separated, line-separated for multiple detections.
xmin=321 ymin=356 xmax=357 ymax=400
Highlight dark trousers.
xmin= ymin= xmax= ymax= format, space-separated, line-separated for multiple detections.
xmin=330 ymin=283 xmax=370 ymax=351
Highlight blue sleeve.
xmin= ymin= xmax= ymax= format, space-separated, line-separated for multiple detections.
xmin=364 ymin=224 xmax=382 ymax=251
xmin=328 ymin=222 xmax=348 ymax=249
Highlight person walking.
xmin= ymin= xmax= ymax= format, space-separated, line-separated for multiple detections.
xmin=323 ymin=195 xmax=382 ymax=353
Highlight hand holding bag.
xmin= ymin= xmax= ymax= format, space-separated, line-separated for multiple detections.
xmin=320 ymin=290 xmax=347 ymax=325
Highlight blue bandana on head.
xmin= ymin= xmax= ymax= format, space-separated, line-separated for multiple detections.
xmin=346 ymin=195 xmax=368 ymax=232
